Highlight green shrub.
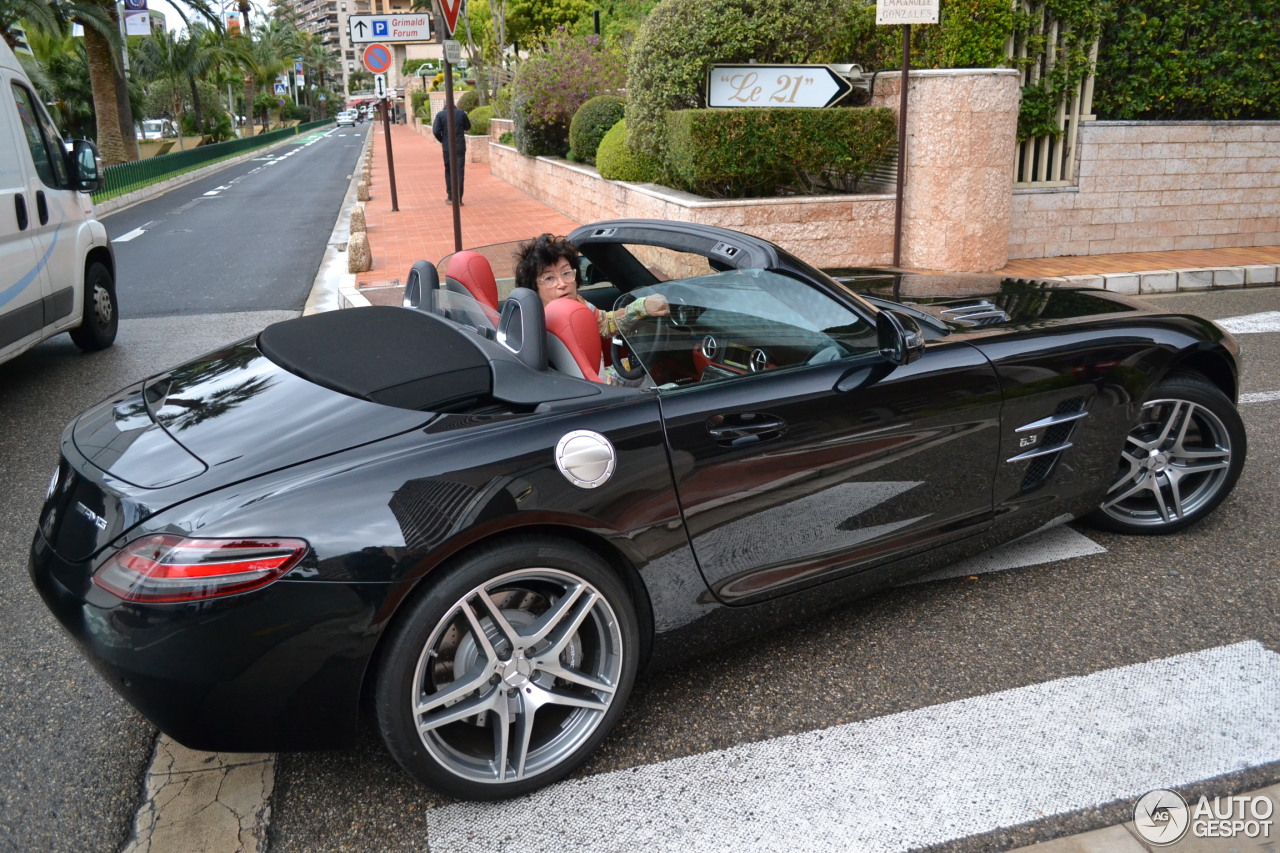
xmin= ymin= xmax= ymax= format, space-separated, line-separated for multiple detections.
xmin=627 ymin=0 xmax=845 ymax=162
xmin=410 ymin=89 xmax=428 ymax=112
xmin=665 ymin=107 xmax=896 ymax=198
xmin=1094 ymin=0 xmax=1280 ymax=120
xmin=416 ymin=105 xmax=431 ymax=121
xmin=468 ymin=104 xmax=494 ymax=136
xmin=512 ymin=32 xmax=627 ymax=157
xmin=456 ymin=89 xmax=480 ymax=112
xmin=498 ymin=131 xmax=515 ymax=145
xmin=569 ymin=95 xmax=626 ymax=164
xmin=596 ymin=119 xmax=661 ymax=182
xmin=493 ymin=86 xmax=513 ymax=119
xmin=830 ymin=0 xmax=1018 ymax=72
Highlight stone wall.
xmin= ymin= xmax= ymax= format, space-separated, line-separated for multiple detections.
xmin=1010 ymin=121 xmax=1280 ymax=259
xmin=489 ymin=142 xmax=897 ymax=267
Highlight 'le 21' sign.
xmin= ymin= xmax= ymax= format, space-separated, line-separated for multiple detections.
xmin=707 ymin=65 xmax=854 ymax=109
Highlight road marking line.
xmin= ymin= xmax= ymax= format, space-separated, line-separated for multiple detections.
xmin=903 ymin=523 xmax=1105 ymax=585
xmin=111 ymin=225 xmax=148 ymax=242
xmin=428 ymin=641 xmax=1280 ymax=853
xmin=1217 ymin=311 xmax=1280 ymax=334
xmin=203 ymin=190 xmax=221 ymax=196
xmin=1240 ymin=390 xmax=1280 ymax=404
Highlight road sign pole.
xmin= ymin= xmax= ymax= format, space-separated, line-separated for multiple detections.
xmin=382 ymin=97 xmax=399 ymax=212
xmin=443 ymin=57 xmax=462 ymax=252
xmin=892 ymin=24 xmax=910 ymax=269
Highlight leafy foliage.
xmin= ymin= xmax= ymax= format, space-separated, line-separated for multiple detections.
xmin=830 ymin=0 xmax=1019 ymax=70
xmin=493 ymin=86 xmax=513 ymax=118
xmin=665 ymin=106 xmax=896 ymax=197
xmin=511 ymin=30 xmax=626 ymax=156
xmin=626 ymin=0 xmax=845 ymax=161
xmin=1094 ymin=0 xmax=1280 ymax=120
xmin=595 ymin=118 xmax=661 ymax=181
xmin=568 ymin=94 xmax=625 ymax=163
xmin=468 ymin=104 xmax=495 ymax=135
xmin=507 ymin=0 xmax=594 ymax=48
xmin=456 ymin=89 xmax=480 ymax=112
xmin=499 ymin=130 xmax=515 ymax=145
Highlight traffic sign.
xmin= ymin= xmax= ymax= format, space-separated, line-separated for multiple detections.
xmin=347 ymin=13 xmax=432 ymax=44
xmin=362 ymin=43 xmax=393 ymax=75
xmin=274 ymin=82 xmax=288 ymax=95
xmin=438 ymin=0 xmax=462 ymax=35
xmin=374 ymin=74 xmax=387 ymax=98
xmin=707 ymin=65 xmax=853 ymax=109
xmin=443 ymin=39 xmax=462 ymax=65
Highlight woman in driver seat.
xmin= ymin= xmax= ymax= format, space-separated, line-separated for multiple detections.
xmin=514 ymin=234 xmax=669 ymax=336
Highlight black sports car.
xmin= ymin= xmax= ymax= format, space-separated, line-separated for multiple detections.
xmin=31 ymin=220 xmax=1245 ymax=800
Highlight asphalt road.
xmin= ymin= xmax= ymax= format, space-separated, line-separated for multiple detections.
xmin=264 ymin=287 xmax=1280 ymax=852
xmin=0 ymin=127 xmax=363 ymax=853
xmin=103 ymin=126 xmax=367 ymax=317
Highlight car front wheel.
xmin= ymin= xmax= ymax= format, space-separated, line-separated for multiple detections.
xmin=375 ymin=536 xmax=638 ymax=800
xmin=1088 ymin=372 xmax=1246 ymax=534
xmin=69 ymin=262 xmax=118 ymax=352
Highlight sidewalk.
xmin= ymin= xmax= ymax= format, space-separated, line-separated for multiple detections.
xmin=355 ymin=121 xmax=577 ymax=304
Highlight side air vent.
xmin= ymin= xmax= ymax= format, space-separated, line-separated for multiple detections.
xmin=939 ymin=301 xmax=1012 ymax=327
xmin=1012 ymin=397 xmax=1088 ymax=491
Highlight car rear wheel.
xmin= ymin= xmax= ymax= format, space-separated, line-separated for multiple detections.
xmin=1087 ymin=372 xmax=1245 ymax=535
xmin=374 ymin=536 xmax=638 ymax=800
xmin=69 ymin=262 xmax=118 ymax=352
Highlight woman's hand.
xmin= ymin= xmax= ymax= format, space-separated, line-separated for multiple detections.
xmin=643 ymin=294 xmax=671 ymax=317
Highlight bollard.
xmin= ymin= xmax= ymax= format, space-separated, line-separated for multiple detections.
xmin=357 ymin=181 xmax=370 ymax=202
xmin=347 ymin=231 xmax=372 ymax=273
xmin=350 ymin=204 xmax=366 ymax=233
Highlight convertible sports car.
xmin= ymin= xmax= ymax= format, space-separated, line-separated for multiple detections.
xmin=31 ymin=220 xmax=1245 ymax=800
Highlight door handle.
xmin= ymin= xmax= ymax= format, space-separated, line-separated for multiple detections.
xmin=706 ymin=413 xmax=788 ymax=446
xmin=35 ymin=191 xmax=48 ymax=226
xmin=15 ymin=194 xmax=28 ymax=230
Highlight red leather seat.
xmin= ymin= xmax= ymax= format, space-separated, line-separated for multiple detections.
xmin=545 ymin=298 xmax=603 ymax=383
xmin=445 ymin=251 xmax=500 ymax=313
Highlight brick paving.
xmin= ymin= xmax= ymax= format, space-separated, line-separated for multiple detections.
xmin=997 ymin=245 xmax=1280 ymax=278
xmin=356 ymin=120 xmax=579 ymax=290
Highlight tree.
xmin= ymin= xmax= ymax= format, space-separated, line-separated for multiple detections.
xmin=80 ymin=0 xmax=139 ymax=164
xmin=136 ymin=30 xmax=209 ymax=147
xmin=506 ymin=0 xmax=593 ymax=49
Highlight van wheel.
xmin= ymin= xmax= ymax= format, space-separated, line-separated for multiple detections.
xmin=70 ymin=262 xmax=118 ymax=352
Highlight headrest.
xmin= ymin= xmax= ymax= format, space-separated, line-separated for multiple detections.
xmin=545 ymin=298 xmax=603 ymax=383
xmin=445 ymin=251 xmax=500 ymax=312
xmin=496 ymin=288 xmax=546 ymax=370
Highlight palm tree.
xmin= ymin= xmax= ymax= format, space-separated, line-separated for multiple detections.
xmin=135 ymin=30 xmax=208 ymax=147
xmin=0 ymin=0 xmax=58 ymax=48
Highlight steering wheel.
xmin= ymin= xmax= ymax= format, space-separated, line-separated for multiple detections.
xmin=610 ymin=336 xmax=648 ymax=381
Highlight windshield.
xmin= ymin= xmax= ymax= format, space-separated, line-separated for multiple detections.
xmin=612 ymin=268 xmax=877 ymax=389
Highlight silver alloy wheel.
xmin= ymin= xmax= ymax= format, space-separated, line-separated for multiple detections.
xmin=1100 ymin=398 xmax=1233 ymax=527
xmin=92 ymin=284 xmax=113 ymax=325
xmin=410 ymin=568 xmax=624 ymax=784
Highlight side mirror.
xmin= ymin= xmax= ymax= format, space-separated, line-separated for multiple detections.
xmin=69 ymin=139 xmax=103 ymax=194
xmin=876 ymin=309 xmax=925 ymax=366
xmin=403 ymin=260 xmax=439 ymax=312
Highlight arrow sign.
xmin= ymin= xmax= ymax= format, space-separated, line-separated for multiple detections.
xmin=438 ymin=0 xmax=463 ymax=35
xmin=374 ymin=74 xmax=387 ymax=98
xmin=348 ymin=13 xmax=432 ymax=43
xmin=707 ymin=64 xmax=854 ymax=109
xmin=362 ymin=42 xmax=393 ymax=74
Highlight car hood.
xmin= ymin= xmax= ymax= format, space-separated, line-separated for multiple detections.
xmin=823 ymin=270 xmax=1148 ymax=331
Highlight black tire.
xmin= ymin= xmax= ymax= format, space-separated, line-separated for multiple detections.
xmin=1085 ymin=372 xmax=1246 ymax=535
xmin=374 ymin=536 xmax=639 ymax=800
xmin=69 ymin=262 xmax=118 ymax=352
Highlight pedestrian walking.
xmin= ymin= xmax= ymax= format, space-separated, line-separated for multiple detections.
xmin=432 ymin=105 xmax=471 ymax=204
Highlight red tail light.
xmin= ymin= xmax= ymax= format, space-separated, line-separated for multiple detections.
xmin=93 ymin=535 xmax=309 ymax=603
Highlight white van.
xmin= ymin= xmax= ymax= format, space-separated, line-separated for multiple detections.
xmin=0 ymin=39 xmax=116 ymax=367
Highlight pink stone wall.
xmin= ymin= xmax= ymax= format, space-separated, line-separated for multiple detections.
xmin=871 ymin=69 xmax=1021 ymax=272
xmin=1009 ymin=122 xmax=1280 ymax=258
xmin=489 ymin=142 xmax=898 ymax=267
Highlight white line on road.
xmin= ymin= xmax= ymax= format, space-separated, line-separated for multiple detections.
xmin=111 ymin=222 xmax=151 ymax=242
xmin=1217 ymin=311 xmax=1280 ymax=334
xmin=429 ymin=641 xmax=1280 ymax=853
xmin=1241 ymin=390 xmax=1280 ymax=404
xmin=202 ymin=190 xmax=221 ymax=196
xmin=903 ymin=523 xmax=1105 ymax=585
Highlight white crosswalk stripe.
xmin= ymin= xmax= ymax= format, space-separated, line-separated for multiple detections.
xmin=429 ymin=642 xmax=1280 ymax=853
xmin=1217 ymin=311 xmax=1280 ymax=334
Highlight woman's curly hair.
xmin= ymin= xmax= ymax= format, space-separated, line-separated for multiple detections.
xmin=514 ymin=234 xmax=580 ymax=291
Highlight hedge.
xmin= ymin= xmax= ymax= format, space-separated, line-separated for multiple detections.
xmin=468 ymin=105 xmax=494 ymax=136
xmin=596 ymin=119 xmax=662 ymax=182
xmin=569 ymin=95 xmax=626 ymax=163
xmin=1094 ymin=0 xmax=1280 ymax=120
xmin=456 ymin=89 xmax=480 ymax=112
xmin=665 ymin=107 xmax=896 ymax=198
xmin=626 ymin=0 xmax=845 ymax=162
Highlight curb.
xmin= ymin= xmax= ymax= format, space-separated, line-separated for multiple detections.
xmin=306 ymin=127 xmax=376 ymax=313
xmin=95 ymin=134 xmax=306 ymax=219
xmin=1039 ymin=264 xmax=1278 ymax=294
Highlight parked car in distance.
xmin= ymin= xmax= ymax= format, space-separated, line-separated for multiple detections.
xmin=0 ymin=39 xmax=117 ymax=368
xmin=137 ymin=118 xmax=176 ymax=140
xmin=336 ymin=111 xmax=356 ymax=128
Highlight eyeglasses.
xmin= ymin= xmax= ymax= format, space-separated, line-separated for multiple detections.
xmin=537 ymin=268 xmax=577 ymax=287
